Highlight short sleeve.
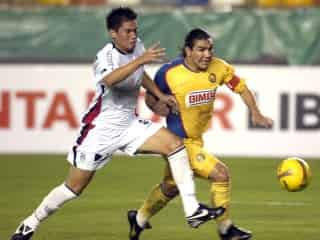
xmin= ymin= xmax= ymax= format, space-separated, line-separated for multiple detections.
xmin=217 ymin=58 xmax=246 ymax=94
xmin=227 ymin=76 xmax=246 ymax=93
xmin=220 ymin=61 xmax=235 ymax=84
xmin=93 ymin=46 xmax=119 ymax=84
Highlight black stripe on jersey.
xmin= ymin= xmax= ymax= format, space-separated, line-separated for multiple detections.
xmin=72 ymin=145 xmax=77 ymax=167
xmin=112 ymin=42 xmax=133 ymax=55
xmin=76 ymin=85 xmax=104 ymax=146
xmin=76 ymin=123 xmax=95 ymax=145
xmin=81 ymin=85 xmax=105 ymax=124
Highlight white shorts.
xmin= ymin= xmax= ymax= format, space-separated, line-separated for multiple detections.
xmin=67 ymin=117 xmax=162 ymax=171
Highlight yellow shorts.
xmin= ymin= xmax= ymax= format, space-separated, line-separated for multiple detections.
xmin=163 ymin=138 xmax=220 ymax=183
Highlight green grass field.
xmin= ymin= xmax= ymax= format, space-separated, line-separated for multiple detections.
xmin=1 ymin=154 xmax=319 ymax=240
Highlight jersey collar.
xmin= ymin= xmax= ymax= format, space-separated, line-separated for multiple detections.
xmin=112 ymin=42 xmax=134 ymax=55
xmin=183 ymin=59 xmax=200 ymax=73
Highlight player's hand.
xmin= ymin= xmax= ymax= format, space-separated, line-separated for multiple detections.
xmin=158 ymin=94 xmax=179 ymax=114
xmin=152 ymin=101 xmax=170 ymax=116
xmin=140 ymin=42 xmax=166 ymax=64
xmin=251 ymin=112 xmax=273 ymax=128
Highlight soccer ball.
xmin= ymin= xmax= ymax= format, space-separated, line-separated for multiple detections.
xmin=277 ymin=157 xmax=311 ymax=192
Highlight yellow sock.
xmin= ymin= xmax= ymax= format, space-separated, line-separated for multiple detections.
xmin=137 ymin=184 xmax=172 ymax=226
xmin=210 ymin=181 xmax=231 ymax=223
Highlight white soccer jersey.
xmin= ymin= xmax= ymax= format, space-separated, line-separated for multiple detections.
xmin=67 ymin=39 xmax=164 ymax=170
xmin=84 ymin=39 xmax=145 ymax=129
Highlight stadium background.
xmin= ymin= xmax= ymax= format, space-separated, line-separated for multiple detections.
xmin=1 ymin=1 xmax=319 ymax=239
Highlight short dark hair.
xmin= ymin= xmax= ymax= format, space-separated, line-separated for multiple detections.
xmin=182 ymin=28 xmax=211 ymax=57
xmin=106 ymin=7 xmax=138 ymax=31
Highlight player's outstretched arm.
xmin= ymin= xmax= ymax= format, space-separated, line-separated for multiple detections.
xmin=103 ymin=43 xmax=165 ymax=87
xmin=240 ymin=85 xmax=273 ymax=128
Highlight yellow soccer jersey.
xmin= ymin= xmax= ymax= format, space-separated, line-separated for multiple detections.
xmin=154 ymin=57 xmax=246 ymax=140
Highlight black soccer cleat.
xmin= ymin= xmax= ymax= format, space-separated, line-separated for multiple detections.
xmin=10 ymin=223 xmax=34 ymax=240
xmin=128 ymin=210 xmax=152 ymax=240
xmin=186 ymin=203 xmax=225 ymax=228
xmin=219 ymin=224 xmax=252 ymax=240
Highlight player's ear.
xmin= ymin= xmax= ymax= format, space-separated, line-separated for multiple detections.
xmin=185 ymin=47 xmax=192 ymax=57
xmin=109 ymin=29 xmax=117 ymax=40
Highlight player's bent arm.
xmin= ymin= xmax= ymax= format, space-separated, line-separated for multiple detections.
xmin=103 ymin=57 xmax=145 ymax=87
xmin=145 ymin=91 xmax=158 ymax=109
xmin=103 ymin=42 xmax=165 ymax=87
xmin=103 ymin=43 xmax=166 ymax=87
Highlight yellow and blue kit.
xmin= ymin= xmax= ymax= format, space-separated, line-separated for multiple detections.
xmin=154 ymin=57 xmax=246 ymax=178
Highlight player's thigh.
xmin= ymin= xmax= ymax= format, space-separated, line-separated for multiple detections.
xmin=136 ymin=126 xmax=182 ymax=155
xmin=186 ymin=143 xmax=220 ymax=179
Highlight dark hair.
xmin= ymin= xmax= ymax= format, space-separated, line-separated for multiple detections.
xmin=182 ymin=28 xmax=211 ymax=57
xmin=106 ymin=7 xmax=137 ymax=31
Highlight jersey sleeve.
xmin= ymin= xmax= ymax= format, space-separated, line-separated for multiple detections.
xmin=225 ymin=75 xmax=246 ymax=93
xmin=93 ymin=47 xmax=119 ymax=85
xmin=218 ymin=58 xmax=246 ymax=94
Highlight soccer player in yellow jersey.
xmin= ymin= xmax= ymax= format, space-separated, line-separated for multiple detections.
xmin=127 ymin=28 xmax=273 ymax=240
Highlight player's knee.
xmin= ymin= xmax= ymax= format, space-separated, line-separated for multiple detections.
xmin=65 ymin=166 xmax=94 ymax=195
xmin=161 ymin=182 xmax=179 ymax=198
xmin=209 ymin=162 xmax=230 ymax=182
xmin=65 ymin=181 xmax=88 ymax=195
xmin=65 ymin=183 xmax=82 ymax=195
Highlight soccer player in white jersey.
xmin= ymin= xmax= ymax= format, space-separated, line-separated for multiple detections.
xmin=10 ymin=7 xmax=224 ymax=240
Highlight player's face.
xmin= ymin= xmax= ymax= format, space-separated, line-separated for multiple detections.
xmin=110 ymin=20 xmax=138 ymax=53
xmin=186 ymin=39 xmax=213 ymax=72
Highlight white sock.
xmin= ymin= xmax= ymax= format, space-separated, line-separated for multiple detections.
xmin=167 ymin=146 xmax=199 ymax=217
xmin=21 ymin=214 xmax=40 ymax=231
xmin=33 ymin=184 xmax=78 ymax=223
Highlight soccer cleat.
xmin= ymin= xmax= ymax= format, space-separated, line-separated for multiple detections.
xmin=219 ymin=224 xmax=252 ymax=240
xmin=128 ymin=210 xmax=152 ymax=240
xmin=186 ymin=203 xmax=225 ymax=228
xmin=10 ymin=223 xmax=34 ymax=240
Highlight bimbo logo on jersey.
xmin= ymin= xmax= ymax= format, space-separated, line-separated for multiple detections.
xmin=186 ymin=89 xmax=216 ymax=107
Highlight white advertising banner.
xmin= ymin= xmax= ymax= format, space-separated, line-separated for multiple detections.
xmin=1 ymin=64 xmax=319 ymax=157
